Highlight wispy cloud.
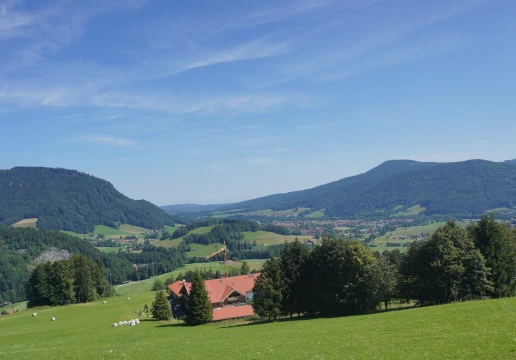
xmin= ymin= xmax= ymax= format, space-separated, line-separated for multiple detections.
xmin=75 ymin=135 xmax=138 ymax=147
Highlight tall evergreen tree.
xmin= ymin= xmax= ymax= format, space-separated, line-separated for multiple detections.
xmin=184 ymin=270 xmax=212 ymax=326
xmin=240 ymin=261 xmax=251 ymax=275
xmin=252 ymin=254 xmax=283 ymax=321
xmin=469 ymin=215 xmax=516 ymax=297
xmin=47 ymin=261 xmax=75 ymax=306
xmin=26 ymin=263 xmax=50 ymax=308
xmin=152 ymin=290 xmax=172 ymax=320
xmin=280 ymin=239 xmax=308 ymax=318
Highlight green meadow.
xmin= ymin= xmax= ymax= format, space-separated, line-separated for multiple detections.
xmin=242 ymin=231 xmax=313 ymax=245
xmin=2 ymin=293 xmax=515 ymax=359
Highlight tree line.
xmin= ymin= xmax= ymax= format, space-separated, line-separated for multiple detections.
xmin=26 ymin=254 xmax=112 ymax=307
xmin=253 ymin=216 xmax=516 ymax=320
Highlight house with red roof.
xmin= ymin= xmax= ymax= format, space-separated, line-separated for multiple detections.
xmin=168 ymin=273 xmax=260 ymax=321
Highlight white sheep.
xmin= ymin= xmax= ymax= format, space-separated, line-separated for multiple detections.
xmin=112 ymin=323 xmax=118 ymax=327
xmin=32 ymin=313 xmax=37 ymax=317
xmin=50 ymin=317 xmax=56 ymax=321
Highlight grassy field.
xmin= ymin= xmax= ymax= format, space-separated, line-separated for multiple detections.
xmin=243 ymin=231 xmax=313 ymax=245
xmin=2 ymin=294 xmax=516 ymax=359
xmin=94 ymin=225 xmax=133 ymax=238
xmin=96 ymin=247 xmax=120 ymax=254
xmin=119 ymin=224 xmax=149 ymax=234
xmin=154 ymin=238 xmax=183 ymax=248
xmin=305 ymin=209 xmax=325 ymax=218
xmin=186 ymin=243 xmax=220 ymax=258
xmin=11 ymin=218 xmax=38 ymax=228
xmin=393 ymin=204 xmax=426 ymax=217
xmin=114 ymin=260 xmax=265 ymax=296
xmin=372 ymin=221 xmax=451 ymax=246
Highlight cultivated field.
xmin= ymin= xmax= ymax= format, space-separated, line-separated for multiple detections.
xmin=243 ymin=231 xmax=313 ymax=245
xmin=1 ymin=293 xmax=515 ymax=359
xmin=11 ymin=218 xmax=38 ymax=228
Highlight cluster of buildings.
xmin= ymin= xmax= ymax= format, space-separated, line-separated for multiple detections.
xmin=167 ymin=274 xmax=260 ymax=321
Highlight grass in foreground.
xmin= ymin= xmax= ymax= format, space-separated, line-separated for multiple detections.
xmin=1 ymin=295 xmax=516 ymax=359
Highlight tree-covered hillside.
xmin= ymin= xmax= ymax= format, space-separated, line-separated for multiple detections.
xmin=223 ymin=160 xmax=440 ymax=213
xmin=221 ymin=160 xmax=516 ymax=218
xmin=0 ymin=167 xmax=177 ymax=233
xmin=0 ymin=226 xmax=187 ymax=303
xmin=327 ymin=160 xmax=516 ymax=217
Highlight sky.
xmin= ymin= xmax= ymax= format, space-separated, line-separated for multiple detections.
xmin=1 ymin=0 xmax=515 ymax=205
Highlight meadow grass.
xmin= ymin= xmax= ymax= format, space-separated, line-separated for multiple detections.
xmin=305 ymin=209 xmax=325 ymax=218
xmin=372 ymin=221 xmax=451 ymax=246
xmin=11 ymin=218 xmax=38 ymax=228
xmin=119 ymin=224 xmax=149 ymax=234
xmin=393 ymin=204 xmax=426 ymax=217
xmin=186 ymin=243 xmax=220 ymax=257
xmin=154 ymin=238 xmax=183 ymax=248
xmin=243 ymin=231 xmax=312 ymax=245
xmin=96 ymin=247 xmax=120 ymax=254
xmin=94 ymin=225 xmax=133 ymax=238
xmin=2 ymin=293 xmax=515 ymax=359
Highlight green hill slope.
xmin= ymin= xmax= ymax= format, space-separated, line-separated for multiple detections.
xmin=1 ymin=295 xmax=515 ymax=359
xmin=222 ymin=159 xmax=516 ymax=218
xmin=0 ymin=167 xmax=177 ymax=233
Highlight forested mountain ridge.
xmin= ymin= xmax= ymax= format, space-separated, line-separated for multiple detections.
xmin=0 ymin=167 xmax=177 ymax=233
xmin=222 ymin=159 xmax=516 ymax=218
xmin=161 ymin=203 xmax=225 ymax=215
xmin=222 ymin=160 xmax=440 ymax=213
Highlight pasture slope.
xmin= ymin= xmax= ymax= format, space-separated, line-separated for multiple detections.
xmin=1 ymin=295 xmax=515 ymax=359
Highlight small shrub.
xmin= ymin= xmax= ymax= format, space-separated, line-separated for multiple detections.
xmin=1 ymin=310 xmax=9 ymax=316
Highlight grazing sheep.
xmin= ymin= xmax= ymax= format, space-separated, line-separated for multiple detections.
xmin=112 ymin=323 xmax=118 ymax=327
xmin=50 ymin=317 xmax=56 ymax=321
xmin=32 ymin=313 xmax=37 ymax=317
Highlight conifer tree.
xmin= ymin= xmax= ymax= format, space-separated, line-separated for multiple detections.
xmin=184 ymin=270 xmax=212 ymax=325
xmin=152 ymin=290 xmax=172 ymax=320
xmin=252 ymin=254 xmax=283 ymax=321
xmin=240 ymin=261 xmax=251 ymax=275
xmin=469 ymin=215 xmax=516 ymax=297
xmin=280 ymin=239 xmax=308 ymax=318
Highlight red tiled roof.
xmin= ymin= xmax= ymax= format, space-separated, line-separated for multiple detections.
xmin=204 ymin=274 xmax=260 ymax=304
xmin=168 ymin=274 xmax=260 ymax=303
xmin=168 ymin=280 xmax=191 ymax=297
xmin=212 ymin=305 xmax=255 ymax=321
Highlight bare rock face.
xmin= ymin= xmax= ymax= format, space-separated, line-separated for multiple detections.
xmin=33 ymin=249 xmax=71 ymax=264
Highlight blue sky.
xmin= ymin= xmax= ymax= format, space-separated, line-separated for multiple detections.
xmin=1 ymin=0 xmax=515 ymax=205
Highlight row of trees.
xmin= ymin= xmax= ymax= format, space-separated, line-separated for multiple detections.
xmin=253 ymin=217 xmax=516 ymax=320
xmin=26 ymin=255 xmax=112 ymax=308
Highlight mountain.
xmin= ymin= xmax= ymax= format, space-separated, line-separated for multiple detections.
xmin=224 ymin=160 xmax=441 ymax=213
xmin=505 ymin=159 xmax=516 ymax=166
xmin=161 ymin=203 xmax=225 ymax=215
xmin=0 ymin=167 xmax=177 ymax=233
xmin=222 ymin=159 xmax=516 ymax=218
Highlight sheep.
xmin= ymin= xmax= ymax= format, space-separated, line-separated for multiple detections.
xmin=112 ymin=323 xmax=118 ymax=327
xmin=50 ymin=317 xmax=56 ymax=321
xmin=32 ymin=313 xmax=37 ymax=317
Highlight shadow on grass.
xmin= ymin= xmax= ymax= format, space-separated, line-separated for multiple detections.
xmin=219 ymin=305 xmax=418 ymax=329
